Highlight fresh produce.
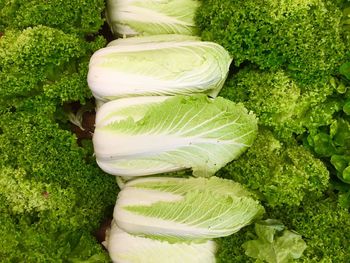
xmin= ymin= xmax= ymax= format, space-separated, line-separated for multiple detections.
xmin=1 ymin=0 xmax=350 ymax=262
xmin=218 ymin=128 xmax=330 ymax=207
xmin=301 ymin=63 xmax=350 ymax=187
xmin=0 ymin=0 xmax=105 ymax=35
xmin=268 ymin=196 xmax=350 ymax=262
xmin=0 ymin=2 xmax=117 ymax=261
xmin=195 ymin=1 xmax=350 ymax=261
xmin=220 ymin=68 xmax=338 ymax=140
xmin=87 ymin=35 xmax=232 ymax=101
xmin=113 ymin=176 xmax=264 ymax=240
xmin=215 ymin=195 xmax=350 ymax=263
xmin=196 ymin=0 xmax=347 ymax=85
xmin=242 ymin=220 xmax=307 ymax=263
xmin=105 ymin=221 xmax=217 ymax=263
xmin=0 ymin=96 xmax=117 ymax=261
xmin=106 ymin=0 xmax=200 ymax=36
xmin=0 ymin=25 xmax=105 ymax=108
xmin=93 ymin=95 xmax=258 ymax=177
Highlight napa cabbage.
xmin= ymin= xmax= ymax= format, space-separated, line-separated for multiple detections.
xmin=93 ymin=95 xmax=257 ymax=177
xmin=87 ymin=35 xmax=232 ymax=101
xmin=105 ymin=221 xmax=217 ymax=263
xmin=113 ymin=176 xmax=264 ymax=241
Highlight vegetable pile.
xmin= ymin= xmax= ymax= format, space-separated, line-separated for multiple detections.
xmin=0 ymin=1 xmax=118 ymax=261
xmin=196 ymin=0 xmax=350 ymax=261
xmin=90 ymin=0 xmax=265 ymax=259
xmin=1 ymin=0 xmax=350 ymax=262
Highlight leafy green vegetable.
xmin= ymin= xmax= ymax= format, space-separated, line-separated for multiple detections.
xmin=0 ymin=25 xmax=105 ymax=108
xmin=93 ymin=95 xmax=258 ymax=177
xmin=215 ymin=226 xmax=255 ymax=263
xmin=220 ymin=67 xmax=340 ymax=140
xmin=105 ymin=221 xmax=217 ymax=263
xmin=88 ymin=35 xmax=232 ymax=101
xmin=0 ymin=97 xmax=117 ymax=261
xmin=299 ymin=74 xmax=350 ymax=184
xmin=267 ymin=196 xmax=350 ymax=262
xmin=243 ymin=219 xmax=307 ymax=263
xmin=218 ymin=128 xmax=330 ymax=206
xmin=307 ymin=116 xmax=350 ymax=183
xmin=0 ymin=211 xmax=111 ymax=262
xmin=0 ymin=7 xmax=117 ymax=261
xmin=114 ymin=176 xmax=264 ymax=241
xmin=340 ymin=62 xmax=350 ymax=80
xmin=106 ymin=0 xmax=200 ymax=36
xmin=196 ymin=0 xmax=346 ymax=85
xmin=215 ymin=195 xmax=350 ymax=262
xmin=0 ymin=0 xmax=105 ymax=35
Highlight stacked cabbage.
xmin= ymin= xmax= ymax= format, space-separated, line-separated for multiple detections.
xmin=88 ymin=3 xmax=263 ymax=262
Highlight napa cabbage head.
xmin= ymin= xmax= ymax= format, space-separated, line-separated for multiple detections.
xmin=105 ymin=221 xmax=217 ymax=263
xmin=113 ymin=176 xmax=264 ymax=241
xmin=87 ymin=35 xmax=232 ymax=101
xmin=106 ymin=0 xmax=200 ymax=36
xmin=93 ymin=95 xmax=258 ymax=177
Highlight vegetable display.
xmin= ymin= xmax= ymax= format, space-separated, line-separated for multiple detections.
xmin=0 ymin=0 xmax=105 ymax=35
xmin=88 ymin=25 xmax=257 ymax=259
xmin=196 ymin=0 xmax=346 ymax=85
xmin=0 ymin=3 xmax=116 ymax=261
xmin=1 ymin=0 xmax=350 ymax=262
xmin=89 ymin=0 xmax=261 ymax=259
